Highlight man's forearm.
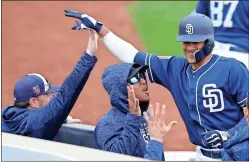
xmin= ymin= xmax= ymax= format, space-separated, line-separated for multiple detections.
xmin=65 ymin=10 xmax=138 ymax=63
xmin=99 ymin=26 xmax=110 ymax=38
xmin=36 ymin=53 xmax=98 ymax=140
xmin=99 ymin=25 xmax=138 ymax=63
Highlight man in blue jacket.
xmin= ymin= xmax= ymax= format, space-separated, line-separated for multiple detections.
xmin=2 ymin=31 xmax=98 ymax=140
xmin=127 ymin=84 xmax=177 ymax=161
xmin=94 ymin=63 xmax=177 ymax=160
xmin=94 ymin=63 xmax=150 ymax=157
xmin=202 ymin=92 xmax=249 ymax=161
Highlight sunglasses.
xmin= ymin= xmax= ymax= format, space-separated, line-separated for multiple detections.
xmin=127 ymin=73 xmax=146 ymax=85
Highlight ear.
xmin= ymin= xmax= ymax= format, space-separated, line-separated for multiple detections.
xmin=29 ymin=97 xmax=39 ymax=108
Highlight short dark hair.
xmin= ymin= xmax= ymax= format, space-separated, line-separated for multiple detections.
xmin=14 ymin=101 xmax=30 ymax=108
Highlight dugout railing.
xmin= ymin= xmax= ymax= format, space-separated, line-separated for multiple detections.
xmin=2 ymin=132 xmax=147 ymax=161
xmin=54 ymin=123 xmax=98 ymax=149
xmin=53 ymin=123 xmax=196 ymax=161
xmin=2 ymin=123 xmax=196 ymax=161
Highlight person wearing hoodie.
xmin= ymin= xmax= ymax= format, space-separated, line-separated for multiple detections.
xmin=127 ymin=85 xmax=177 ymax=161
xmin=94 ymin=63 xmax=176 ymax=160
xmin=202 ymin=93 xmax=249 ymax=161
xmin=2 ymin=31 xmax=98 ymax=140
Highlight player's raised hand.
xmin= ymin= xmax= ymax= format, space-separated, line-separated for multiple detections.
xmin=202 ymin=130 xmax=231 ymax=149
xmin=64 ymin=9 xmax=103 ymax=33
xmin=86 ymin=30 xmax=98 ymax=56
xmin=143 ymin=103 xmax=177 ymax=142
xmin=127 ymin=85 xmax=141 ymax=116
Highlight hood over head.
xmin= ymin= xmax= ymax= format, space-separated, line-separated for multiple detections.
xmin=102 ymin=63 xmax=132 ymax=113
xmin=2 ymin=106 xmax=28 ymax=133
xmin=102 ymin=63 xmax=150 ymax=114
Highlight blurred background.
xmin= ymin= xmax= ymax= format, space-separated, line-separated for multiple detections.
xmin=129 ymin=1 xmax=196 ymax=56
xmin=2 ymin=1 xmax=197 ymax=151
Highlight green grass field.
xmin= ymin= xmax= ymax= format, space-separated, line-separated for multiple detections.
xmin=128 ymin=1 xmax=197 ymax=57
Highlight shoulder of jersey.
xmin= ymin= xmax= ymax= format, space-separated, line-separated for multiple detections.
xmin=218 ymin=55 xmax=242 ymax=65
xmin=158 ymin=56 xmax=173 ymax=59
xmin=219 ymin=55 xmax=236 ymax=61
xmin=158 ymin=55 xmax=188 ymax=67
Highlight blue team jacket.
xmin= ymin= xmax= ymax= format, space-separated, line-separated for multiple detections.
xmin=94 ymin=63 xmax=150 ymax=157
xmin=145 ymin=140 xmax=164 ymax=161
xmin=1 ymin=53 xmax=97 ymax=140
xmin=94 ymin=63 xmax=165 ymax=160
xmin=222 ymin=118 xmax=249 ymax=161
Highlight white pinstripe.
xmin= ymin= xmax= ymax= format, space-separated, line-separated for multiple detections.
xmin=148 ymin=54 xmax=155 ymax=83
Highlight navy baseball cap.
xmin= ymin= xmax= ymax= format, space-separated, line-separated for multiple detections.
xmin=127 ymin=64 xmax=149 ymax=81
xmin=176 ymin=13 xmax=214 ymax=43
xmin=14 ymin=73 xmax=60 ymax=102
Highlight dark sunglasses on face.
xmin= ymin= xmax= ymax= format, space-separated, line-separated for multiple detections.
xmin=127 ymin=73 xmax=146 ymax=85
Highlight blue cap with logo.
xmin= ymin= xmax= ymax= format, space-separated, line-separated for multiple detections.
xmin=176 ymin=12 xmax=215 ymax=63
xmin=14 ymin=73 xmax=60 ymax=102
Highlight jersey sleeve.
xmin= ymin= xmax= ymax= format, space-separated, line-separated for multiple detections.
xmin=228 ymin=62 xmax=249 ymax=107
xmin=28 ymin=52 xmax=98 ymax=140
xmin=134 ymin=52 xmax=184 ymax=90
xmin=144 ymin=140 xmax=164 ymax=161
xmin=195 ymin=0 xmax=210 ymax=16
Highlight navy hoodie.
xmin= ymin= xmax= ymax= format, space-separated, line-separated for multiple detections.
xmin=2 ymin=53 xmax=97 ymax=140
xmin=94 ymin=63 xmax=150 ymax=158
xmin=222 ymin=117 xmax=249 ymax=161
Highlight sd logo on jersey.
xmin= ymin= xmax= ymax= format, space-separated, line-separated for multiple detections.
xmin=140 ymin=123 xmax=149 ymax=144
xmin=202 ymin=84 xmax=224 ymax=112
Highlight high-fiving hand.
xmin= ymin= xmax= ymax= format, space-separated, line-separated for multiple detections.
xmin=127 ymin=85 xmax=177 ymax=142
xmin=144 ymin=103 xmax=177 ymax=143
xmin=64 ymin=9 xmax=103 ymax=32
xmin=127 ymin=85 xmax=141 ymax=116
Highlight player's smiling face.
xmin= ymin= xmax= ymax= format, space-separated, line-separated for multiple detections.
xmin=182 ymin=41 xmax=205 ymax=64
xmin=128 ymin=72 xmax=150 ymax=102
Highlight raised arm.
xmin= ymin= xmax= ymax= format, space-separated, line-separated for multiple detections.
xmin=101 ymin=27 xmax=138 ymax=63
xmin=64 ymin=9 xmax=183 ymax=90
xmin=28 ymin=31 xmax=98 ymax=140
xmin=65 ymin=9 xmax=139 ymax=63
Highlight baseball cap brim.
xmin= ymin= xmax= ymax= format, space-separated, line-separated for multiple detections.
xmin=45 ymin=85 xmax=61 ymax=94
xmin=176 ymin=34 xmax=211 ymax=42
xmin=127 ymin=64 xmax=149 ymax=81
